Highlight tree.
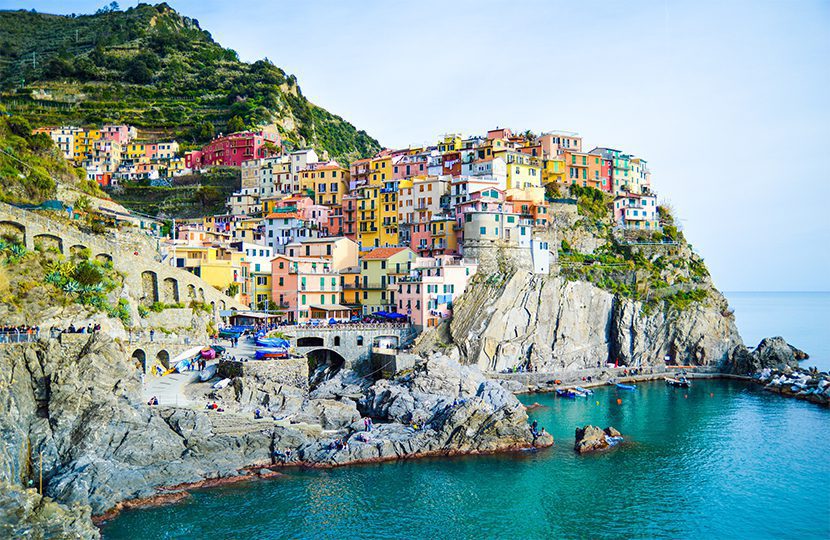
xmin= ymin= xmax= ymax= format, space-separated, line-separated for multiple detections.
xmin=127 ymin=59 xmax=152 ymax=84
xmin=225 ymin=283 xmax=239 ymax=297
xmin=226 ymin=115 xmax=246 ymax=133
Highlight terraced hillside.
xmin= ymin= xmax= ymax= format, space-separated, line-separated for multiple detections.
xmin=0 ymin=3 xmax=380 ymax=161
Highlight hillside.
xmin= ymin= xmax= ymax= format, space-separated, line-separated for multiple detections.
xmin=0 ymin=112 xmax=102 ymax=204
xmin=0 ymin=3 xmax=380 ymax=161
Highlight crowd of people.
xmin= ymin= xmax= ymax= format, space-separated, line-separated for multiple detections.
xmin=0 ymin=325 xmax=39 ymax=343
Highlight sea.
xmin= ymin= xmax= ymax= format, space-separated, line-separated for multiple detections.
xmin=101 ymin=292 xmax=830 ymax=539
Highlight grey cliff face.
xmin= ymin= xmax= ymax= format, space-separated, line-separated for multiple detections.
xmin=450 ymin=272 xmax=743 ymax=372
xmin=0 ymin=335 xmax=544 ymax=525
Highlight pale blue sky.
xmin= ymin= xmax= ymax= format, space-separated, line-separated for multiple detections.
xmin=3 ymin=0 xmax=829 ymax=291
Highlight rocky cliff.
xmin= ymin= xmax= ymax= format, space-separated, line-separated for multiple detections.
xmin=449 ymin=271 xmax=742 ymax=373
xmin=0 ymin=333 xmax=545 ymax=534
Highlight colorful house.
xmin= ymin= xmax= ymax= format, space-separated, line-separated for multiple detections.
xmin=270 ymin=254 xmax=345 ymax=323
xmin=395 ymin=256 xmax=477 ymax=330
xmin=359 ymin=247 xmax=416 ymax=315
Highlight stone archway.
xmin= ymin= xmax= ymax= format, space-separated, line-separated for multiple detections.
xmin=33 ymin=233 xmax=62 ymax=253
xmin=187 ymin=284 xmax=196 ymax=301
xmin=131 ymin=349 xmax=147 ymax=373
xmin=219 ymin=300 xmax=226 ymax=311
xmin=141 ymin=271 xmax=159 ymax=306
xmin=69 ymin=244 xmax=89 ymax=258
xmin=306 ymin=348 xmax=347 ymax=388
xmin=95 ymin=253 xmax=113 ymax=265
xmin=198 ymin=287 xmax=205 ymax=302
xmin=156 ymin=350 xmax=170 ymax=369
xmin=162 ymin=277 xmax=179 ymax=303
xmin=0 ymin=220 xmax=25 ymax=244
xmin=373 ymin=335 xmax=400 ymax=348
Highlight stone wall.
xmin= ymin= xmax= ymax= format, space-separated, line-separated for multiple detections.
xmin=218 ymin=358 xmax=309 ymax=390
xmin=0 ymin=203 xmax=246 ymax=317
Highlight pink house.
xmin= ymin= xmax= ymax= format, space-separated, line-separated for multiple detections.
xmin=188 ymin=130 xmax=281 ymax=168
xmin=395 ymin=256 xmax=477 ymax=330
xmin=100 ymin=124 xmax=135 ymax=145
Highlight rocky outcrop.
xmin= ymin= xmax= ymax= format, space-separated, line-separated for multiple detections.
xmin=0 ymin=482 xmax=99 ymax=540
xmin=0 ymin=334 xmax=548 ymax=531
xmin=726 ymin=337 xmax=809 ymax=374
xmin=574 ymin=425 xmax=623 ymax=454
xmin=451 ymin=272 xmax=742 ymax=373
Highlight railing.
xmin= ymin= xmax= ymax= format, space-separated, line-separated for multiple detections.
xmin=0 ymin=330 xmax=40 ymax=344
xmin=288 ymin=322 xmax=410 ymax=332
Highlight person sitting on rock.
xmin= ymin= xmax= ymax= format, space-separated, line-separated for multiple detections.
xmin=254 ymin=409 xmax=262 ymax=419
xmin=148 ymin=396 xmax=158 ymax=406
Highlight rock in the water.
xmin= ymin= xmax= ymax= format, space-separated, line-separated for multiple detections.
xmin=574 ymin=425 xmax=623 ymax=454
xmin=727 ymin=336 xmax=808 ymax=374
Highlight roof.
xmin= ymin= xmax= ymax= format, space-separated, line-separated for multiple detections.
xmin=265 ymin=212 xmax=301 ymax=220
xmin=363 ymin=247 xmax=409 ymax=260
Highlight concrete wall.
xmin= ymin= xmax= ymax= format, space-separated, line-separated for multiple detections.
xmin=284 ymin=324 xmax=416 ymax=372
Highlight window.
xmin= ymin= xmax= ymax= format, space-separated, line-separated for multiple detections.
xmin=301 ymin=294 xmax=306 ymax=304
xmin=357 ymin=336 xmax=364 ymax=346
xmin=480 ymin=226 xmax=486 ymax=235
xmin=278 ymin=277 xmax=284 ymax=286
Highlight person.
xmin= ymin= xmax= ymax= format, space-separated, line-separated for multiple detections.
xmin=149 ymin=329 xmax=155 ymax=342
xmin=148 ymin=396 xmax=158 ymax=406
xmin=368 ymin=417 xmax=373 ymax=432
xmin=254 ymin=408 xmax=262 ymax=419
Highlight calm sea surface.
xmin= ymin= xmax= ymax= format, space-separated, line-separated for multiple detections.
xmin=102 ymin=293 xmax=830 ymax=539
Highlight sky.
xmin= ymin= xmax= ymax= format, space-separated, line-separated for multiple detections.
xmin=2 ymin=0 xmax=829 ymax=291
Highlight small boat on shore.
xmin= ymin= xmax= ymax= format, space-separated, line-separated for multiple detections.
xmin=556 ymin=388 xmax=577 ymax=399
xmin=575 ymin=386 xmax=594 ymax=396
xmin=199 ymin=364 xmax=217 ymax=382
xmin=616 ymin=383 xmax=637 ymax=391
xmin=666 ymin=376 xmax=691 ymax=388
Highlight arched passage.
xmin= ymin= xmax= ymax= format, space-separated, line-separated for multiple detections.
xmin=297 ymin=336 xmax=324 ymax=347
xmin=198 ymin=287 xmax=205 ymax=302
xmin=306 ymin=348 xmax=347 ymax=388
xmin=131 ymin=349 xmax=147 ymax=373
xmin=33 ymin=233 xmax=62 ymax=253
xmin=156 ymin=350 xmax=170 ymax=369
xmin=69 ymin=244 xmax=89 ymax=258
xmin=0 ymin=220 xmax=25 ymax=244
xmin=95 ymin=253 xmax=113 ymax=265
xmin=162 ymin=277 xmax=179 ymax=303
xmin=141 ymin=271 xmax=159 ymax=306
xmin=186 ymin=284 xmax=196 ymax=301
xmin=333 ymin=336 xmax=341 ymax=346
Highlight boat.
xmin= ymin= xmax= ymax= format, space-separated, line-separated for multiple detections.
xmin=616 ymin=383 xmax=637 ymax=391
xmin=212 ymin=378 xmax=231 ymax=390
xmin=163 ymin=346 xmax=204 ymax=375
xmin=556 ymin=388 xmax=576 ymax=399
xmin=199 ymin=364 xmax=217 ymax=382
xmin=665 ymin=376 xmax=691 ymax=388
xmin=255 ymin=347 xmax=289 ymax=360
xmin=256 ymin=337 xmax=290 ymax=348
xmin=575 ymin=386 xmax=594 ymax=396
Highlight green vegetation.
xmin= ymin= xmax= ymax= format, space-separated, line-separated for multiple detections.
xmin=0 ymin=4 xmax=380 ymax=161
xmin=108 ymin=166 xmax=239 ymax=217
xmin=149 ymin=301 xmax=185 ymax=312
xmin=558 ymin=202 xmax=711 ymax=311
xmin=569 ymin=184 xmax=611 ymax=221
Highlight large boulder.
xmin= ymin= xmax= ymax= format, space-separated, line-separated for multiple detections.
xmin=727 ymin=337 xmax=808 ymax=374
xmin=574 ymin=425 xmax=623 ymax=454
xmin=0 ymin=482 xmax=99 ymax=540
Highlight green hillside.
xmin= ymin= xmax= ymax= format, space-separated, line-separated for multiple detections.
xmin=0 ymin=3 xmax=380 ymax=161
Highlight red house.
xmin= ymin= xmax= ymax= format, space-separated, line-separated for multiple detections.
xmin=186 ymin=130 xmax=281 ymax=169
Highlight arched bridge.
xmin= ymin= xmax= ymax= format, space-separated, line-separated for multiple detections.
xmin=282 ymin=324 xmax=417 ymax=371
xmin=0 ymin=203 xmax=246 ymax=315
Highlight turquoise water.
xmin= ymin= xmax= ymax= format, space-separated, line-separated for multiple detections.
xmin=102 ymin=292 xmax=830 ymax=539
xmin=725 ymin=291 xmax=829 ymax=372
xmin=101 ymin=379 xmax=830 ymax=539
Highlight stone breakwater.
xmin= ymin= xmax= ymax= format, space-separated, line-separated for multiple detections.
xmin=0 ymin=335 xmax=550 ymax=537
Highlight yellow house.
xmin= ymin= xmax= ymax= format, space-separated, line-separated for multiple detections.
xmin=438 ymin=134 xmax=462 ymax=152
xmin=356 ymin=185 xmax=381 ymax=248
xmin=369 ymin=156 xmax=392 ymax=186
xmin=252 ymin=271 xmax=272 ymax=311
xmin=313 ymin=165 xmax=349 ymax=206
xmin=124 ymin=142 xmax=147 ymax=161
xmin=339 ymin=266 xmax=361 ymax=310
xmin=171 ymin=245 xmax=248 ymax=302
xmin=430 ymin=215 xmax=457 ymax=255
xmin=542 ymin=157 xmax=566 ymax=187
xmin=359 ymin=247 xmax=416 ymax=314
xmin=379 ymin=187 xmax=398 ymax=247
xmin=496 ymin=149 xmax=542 ymax=190
xmin=72 ymin=129 xmax=102 ymax=162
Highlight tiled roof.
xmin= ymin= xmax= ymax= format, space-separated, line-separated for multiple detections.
xmin=362 ymin=247 xmax=408 ymax=260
